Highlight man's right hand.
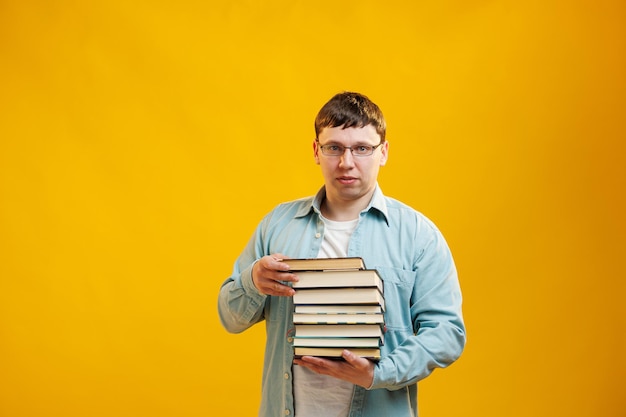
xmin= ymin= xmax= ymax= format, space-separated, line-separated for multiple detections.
xmin=252 ymin=254 xmax=298 ymax=296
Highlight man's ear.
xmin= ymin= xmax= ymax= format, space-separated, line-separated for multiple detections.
xmin=379 ymin=141 xmax=389 ymax=166
xmin=313 ymin=140 xmax=320 ymax=165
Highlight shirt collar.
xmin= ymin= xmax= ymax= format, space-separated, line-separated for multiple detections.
xmin=295 ymin=184 xmax=390 ymax=225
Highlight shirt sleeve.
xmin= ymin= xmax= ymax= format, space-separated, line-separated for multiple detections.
xmin=369 ymin=229 xmax=466 ymax=390
xmin=217 ymin=221 xmax=268 ymax=334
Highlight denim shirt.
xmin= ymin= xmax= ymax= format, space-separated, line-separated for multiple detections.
xmin=218 ymin=185 xmax=466 ymax=417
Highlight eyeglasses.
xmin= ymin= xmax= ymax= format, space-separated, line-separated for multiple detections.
xmin=317 ymin=141 xmax=384 ymax=157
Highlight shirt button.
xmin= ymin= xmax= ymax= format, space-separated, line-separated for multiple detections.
xmin=287 ymin=337 xmax=293 ymax=343
xmin=284 ymin=373 xmax=289 ymax=380
xmin=315 ymin=232 xmax=321 ymax=238
xmin=284 ymin=410 xmax=290 ymax=415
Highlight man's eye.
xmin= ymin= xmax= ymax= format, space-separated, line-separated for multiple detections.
xmin=357 ymin=146 xmax=369 ymax=152
xmin=328 ymin=145 xmax=341 ymax=151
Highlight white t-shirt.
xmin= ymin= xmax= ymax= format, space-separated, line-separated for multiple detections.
xmin=293 ymin=216 xmax=359 ymax=417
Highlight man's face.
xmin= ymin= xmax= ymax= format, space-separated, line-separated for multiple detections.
xmin=313 ymin=125 xmax=388 ymax=208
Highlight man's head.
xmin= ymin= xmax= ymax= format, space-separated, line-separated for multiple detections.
xmin=314 ymin=92 xmax=386 ymax=143
xmin=313 ymin=92 xmax=389 ymax=219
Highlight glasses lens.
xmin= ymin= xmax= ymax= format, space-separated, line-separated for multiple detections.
xmin=322 ymin=145 xmax=343 ymax=156
xmin=353 ymin=146 xmax=373 ymax=156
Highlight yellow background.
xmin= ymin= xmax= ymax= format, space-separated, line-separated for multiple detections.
xmin=1 ymin=1 xmax=624 ymax=416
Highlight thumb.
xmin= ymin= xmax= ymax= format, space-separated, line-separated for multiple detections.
xmin=342 ymin=349 xmax=358 ymax=364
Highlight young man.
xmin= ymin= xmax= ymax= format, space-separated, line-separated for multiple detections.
xmin=218 ymin=92 xmax=466 ymax=417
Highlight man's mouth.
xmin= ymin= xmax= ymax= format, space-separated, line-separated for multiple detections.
xmin=337 ymin=177 xmax=357 ymax=185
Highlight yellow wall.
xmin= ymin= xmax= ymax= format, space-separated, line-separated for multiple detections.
xmin=1 ymin=1 xmax=624 ymax=416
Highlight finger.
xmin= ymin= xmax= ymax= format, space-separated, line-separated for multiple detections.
xmin=342 ymin=349 xmax=358 ymax=364
xmin=342 ymin=350 xmax=371 ymax=368
xmin=298 ymin=355 xmax=337 ymax=369
xmin=268 ymin=268 xmax=298 ymax=284
xmin=265 ymin=280 xmax=294 ymax=297
xmin=293 ymin=357 xmax=330 ymax=374
xmin=270 ymin=254 xmax=292 ymax=272
xmin=261 ymin=255 xmax=297 ymax=280
xmin=271 ymin=253 xmax=288 ymax=262
xmin=254 ymin=257 xmax=297 ymax=288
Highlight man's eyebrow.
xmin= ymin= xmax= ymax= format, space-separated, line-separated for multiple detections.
xmin=321 ymin=141 xmax=373 ymax=146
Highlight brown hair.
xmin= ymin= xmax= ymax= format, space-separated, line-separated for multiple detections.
xmin=314 ymin=91 xmax=386 ymax=142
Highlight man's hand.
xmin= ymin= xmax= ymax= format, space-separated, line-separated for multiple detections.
xmin=293 ymin=350 xmax=375 ymax=388
xmin=252 ymin=254 xmax=298 ymax=296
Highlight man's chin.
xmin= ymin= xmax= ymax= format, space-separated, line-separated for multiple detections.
xmin=337 ymin=189 xmax=367 ymax=202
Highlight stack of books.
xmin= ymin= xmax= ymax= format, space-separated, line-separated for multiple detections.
xmin=283 ymin=257 xmax=385 ymax=360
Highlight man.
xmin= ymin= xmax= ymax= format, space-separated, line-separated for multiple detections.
xmin=218 ymin=92 xmax=466 ymax=417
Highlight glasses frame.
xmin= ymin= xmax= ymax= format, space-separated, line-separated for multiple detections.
xmin=316 ymin=140 xmax=384 ymax=157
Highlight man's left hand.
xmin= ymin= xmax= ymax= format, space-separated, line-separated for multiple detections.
xmin=293 ymin=350 xmax=375 ymax=388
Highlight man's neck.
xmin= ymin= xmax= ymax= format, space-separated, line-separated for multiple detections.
xmin=321 ymin=195 xmax=371 ymax=222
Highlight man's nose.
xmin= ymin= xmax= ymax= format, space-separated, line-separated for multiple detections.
xmin=339 ymin=148 xmax=355 ymax=165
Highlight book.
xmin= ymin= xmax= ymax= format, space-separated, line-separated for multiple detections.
xmin=286 ymin=258 xmax=386 ymax=360
xmin=280 ymin=257 xmax=365 ymax=271
xmin=293 ymin=287 xmax=385 ymax=311
xmin=293 ymin=337 xmax=382 ymax=348
xmin=293 ymin=313 xmax=384 ymax=325
xmin=295 ymin=324 xmax=385 ymax=339
xmin=294 ymin=304 xmax=383 ymax=315
xmin=294 ymin=346 xmax=381 ymax=360
xmin=292 ymin=269 xmax=383 ymax=294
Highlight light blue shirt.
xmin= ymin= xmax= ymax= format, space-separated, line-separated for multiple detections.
xmin=218 ymin=185 xmax=466 ymax=417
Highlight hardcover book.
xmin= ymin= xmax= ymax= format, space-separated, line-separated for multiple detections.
xmin=292 ymin=269 xmax=383 ymax=294
xmin=280 ymin=257 xmax=365 ymax=271
xmin=287 ymin=257 xmax=386 ymax=359
xmin=293 ymin=313 xmax=384 ymax=325
xmin=294 ymin=305 xmax=383 ymax=315
xmin=294 ymin=346 xmax=381 ymax=360
xmin=293 ymin=337 xmax=382 ymax=348
xmin=294 ymin=324 xmax=385 ymax=339
xmin=293 ymin=287 xmax=385 ymax=311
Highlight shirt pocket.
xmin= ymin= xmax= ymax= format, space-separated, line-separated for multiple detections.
xmin=374 ymin=266 xmax=415 ymax=334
